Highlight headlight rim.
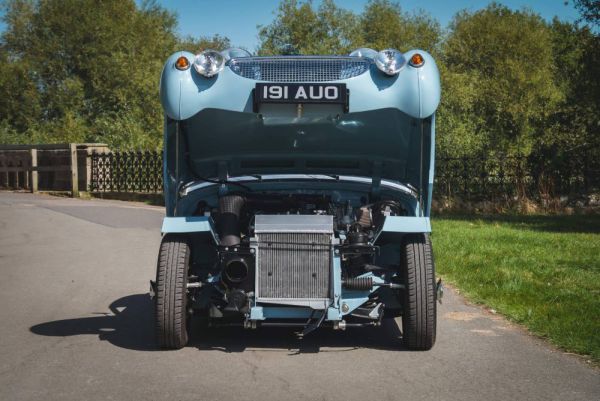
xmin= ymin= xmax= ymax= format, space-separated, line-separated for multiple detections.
xmin=374 ymin=48 xmax=407 ymax=76
xmin=193 ymin=49 xmax=225 ymax=78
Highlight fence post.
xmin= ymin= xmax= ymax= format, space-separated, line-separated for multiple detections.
xmin=30 ymin=148 xmax=38 ymax=193
xmin=70 ymin=143 xmax=79 ymax=197
xmin=85 ymin=149 xmax=92 ymax=192
xmin=15 ymin=160 xmax=20 ymax=188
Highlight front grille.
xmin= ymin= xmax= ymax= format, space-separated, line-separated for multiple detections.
xmin=228 ymin=57 xmax=370 ymax=82
xmin=257 ymin=232 xmax=331 ymax=299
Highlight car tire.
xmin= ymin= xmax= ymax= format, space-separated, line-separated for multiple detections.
xmin=400 ymin=233 xmax=436 ymax=350
xmin=155 ymin=234 xmax=191 ymax=349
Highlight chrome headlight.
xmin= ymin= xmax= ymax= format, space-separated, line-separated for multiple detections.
xmin=193 ymin=50 xmax=225 ymax=78
xmin=349 ymin=47 xmax=378 ymax=59
xmin=221 ymin=47 xmax=251 ymax=61
xmin=374 ymin=49 xmax=407 ymax=76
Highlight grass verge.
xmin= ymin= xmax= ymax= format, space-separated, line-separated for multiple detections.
xmin=432 ymin=214 xmax=600 ymax=363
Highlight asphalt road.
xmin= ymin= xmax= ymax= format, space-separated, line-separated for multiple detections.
xmin=0 ymin=192 xmax=598 ymax=401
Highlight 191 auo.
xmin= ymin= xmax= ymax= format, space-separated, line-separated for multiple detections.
xmin=256 ymin=83 xmax=345 ymax=103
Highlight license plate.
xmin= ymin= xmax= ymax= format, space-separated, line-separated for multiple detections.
xmin=255 ymin=83 xmax=348 ymax=110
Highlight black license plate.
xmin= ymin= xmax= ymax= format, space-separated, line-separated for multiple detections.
xmin=255 ymin=83 xmax=348 ymax=110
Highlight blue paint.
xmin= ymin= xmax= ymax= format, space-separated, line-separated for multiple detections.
xmin=161 ymin=216 xmax=215 ymax=234
xmin=426 ymin=115 xmax=436 ymax=217
xmin=160 ymin=51 xmax=439 ymax=216
xmin=327 ymin=254 xmax=343 ymax=321
xmin=160 ymin=51 xmax=440 ymax=120
xmin=250 ymin=306 xmax=325 ymax=320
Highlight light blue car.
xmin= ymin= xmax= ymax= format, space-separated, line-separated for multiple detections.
xmin=152 ymin=47 xmax=442 ymax=349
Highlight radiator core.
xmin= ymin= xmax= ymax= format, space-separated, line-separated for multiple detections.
xmin=253 ymin=215 xmax=333 ymax=308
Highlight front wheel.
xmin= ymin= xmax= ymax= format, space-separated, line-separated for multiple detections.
xmin=400 ymin=234 xmax=437 ymax=350
xmin=155 ymin=234 xmax=191 ymax=349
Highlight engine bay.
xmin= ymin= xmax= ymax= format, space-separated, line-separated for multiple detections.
xmin=186 ymin=192 xmax=409 ymax=323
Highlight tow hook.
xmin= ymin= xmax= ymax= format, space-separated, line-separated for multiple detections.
xmin=149 ymin=280 xmax=157 ymax=299
xmin=299 ymin=309 xmax=327 ymax=338
xmin=436 ymin=279 xmax=443 ymax=304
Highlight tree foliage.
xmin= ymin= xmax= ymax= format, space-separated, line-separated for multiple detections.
xmin=0 ymin=0 xmax=230 ymax=149
xmin=359 ymin=0 xmax=441 ymax=54
xmin=258 ymin=0 xmax=359 ymax=55
xmin=571 ymin=0 xmax=599 ymax=26
xmin=547 ymin=18 xmax=600 ymax=153
xmin=439 ymin=4 xmax=563 ymax=157
xmin=257 ymin=0 xmax=441 ymax=55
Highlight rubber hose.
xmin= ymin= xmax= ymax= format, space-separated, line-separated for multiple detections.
xmin=218 ymin=195 xmax=245 ymax=246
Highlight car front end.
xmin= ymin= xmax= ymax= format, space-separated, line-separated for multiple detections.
xmin=153 ymin=47 xmax=441 ymax=349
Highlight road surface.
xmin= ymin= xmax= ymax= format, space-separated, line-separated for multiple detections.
xmin=0 ymin=192 xmax=597 ymax=401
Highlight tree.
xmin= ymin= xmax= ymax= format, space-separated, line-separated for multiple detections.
xmin=571 ymin=0 xmax=599 ymax=26
xmin=257 ymin=0 xmax=360 ymax=55
xmin=178 ymin=34 xmax=231 ymax=54
xmin=257 ymin=0 xmax=441 ymax=56
xmin=440 ymin=3 xmax=562 ymax=157
xmin=546 ymin=19 xmax=600 ymax=154
xmin=358 ymin=0 xmax=441 ymax=54
xmin=0 ymin=0 xmax=232 ymax=149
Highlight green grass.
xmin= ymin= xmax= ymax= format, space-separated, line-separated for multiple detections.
xmin=431 ymin=214 xmax=600 ymax=362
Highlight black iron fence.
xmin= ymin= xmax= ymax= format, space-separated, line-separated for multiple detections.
xmin=90 ymin=149 xmax=599 ymax=202
xmin=435 ymin=150 xmax=599 ymax=202
xmin=90 ymin=151 xmax=162 ymax=193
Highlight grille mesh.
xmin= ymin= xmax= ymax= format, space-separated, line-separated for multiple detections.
xmin=228 ymin=57 xmax=370 ymax=82
xmin=257 ymin=232 xmax=331 ymax=299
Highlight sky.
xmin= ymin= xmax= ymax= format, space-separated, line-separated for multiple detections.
xmin=0 ymin=1 xmax=581 ymax=51
xmin=152 ymin=0 xmax=581 ymax=51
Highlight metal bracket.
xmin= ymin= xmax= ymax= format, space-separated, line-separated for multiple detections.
xmin=350 ymin=302 xmax=384 ymax=320
xmin=298 ymin=310 xmax=327 ymax=338
xmin=344 ymin=89 xmax=350 ymax=113
xmin=218 ymin=161 xmax=228 ymax=182
xmin=369 ymin=303 xmax=383 ymax=319
xmin=436 ymin=278 xmax=444 ymax=304
xmin=149 ymin=280 xmax=157 ymax=299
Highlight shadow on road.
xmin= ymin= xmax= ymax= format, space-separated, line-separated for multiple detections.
xmin=30 ymin=294 xmax=157 ymax=351
xmin=191 ymin=319 xmax=405 ymax=354
xmin=30 ymin=293 xmax=406 ymax=353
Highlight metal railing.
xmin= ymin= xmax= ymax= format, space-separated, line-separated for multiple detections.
xmin=435 ymin=150 xmax=599 ymax=201
xmin=87 ymin=149 xmax=598 ymax=203
xmin=90 ymin=151 xmax=163 ymax=193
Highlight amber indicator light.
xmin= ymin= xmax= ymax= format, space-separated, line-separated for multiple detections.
xmin=409 ymin=53 xmax=424 ymax=67
xmin=175 ymin=56 xmax=190 ymax=70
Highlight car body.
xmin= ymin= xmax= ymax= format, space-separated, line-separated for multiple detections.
xmin=153 ymin=47 xmax=441 ymax=349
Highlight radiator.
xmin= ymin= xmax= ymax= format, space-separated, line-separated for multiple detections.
xmin=253 ymin=215 xmax=333 ymax=309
